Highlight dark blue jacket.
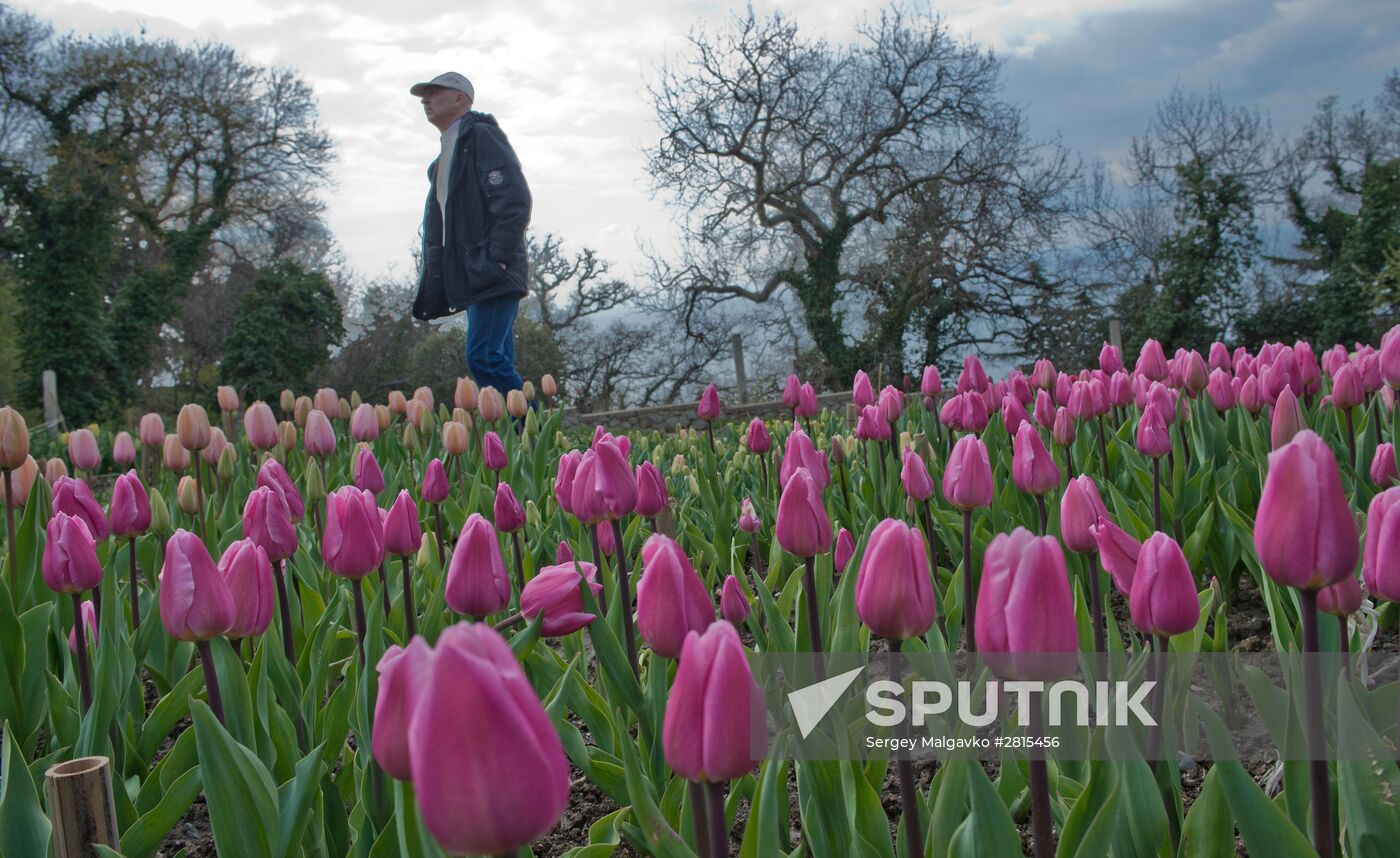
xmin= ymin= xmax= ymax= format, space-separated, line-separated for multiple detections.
xmin=413 ymin=112 xmax=531 ymax=320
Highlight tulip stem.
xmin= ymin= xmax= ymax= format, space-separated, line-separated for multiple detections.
xmin=1176 ymin=422 xmax=1190 ymax=469
xmin=1151 ymin=457 xmax=1162 ymax=533
xmin=194 ymin=455 xmax=208 ymax=545
xmin=1063 ymin=444 xmax=1075 ymax=483
xmin=962 ymin=509 xmax=976 ymax=653
xmin=889 ymin=640 xmax=923 ymax=858
xmin=688 ymin=781 xmax=712 ymax=858
xmin=589 ymin=527 xmax=607 ymax=615
xmin=837 ymin=457 xmax=852 ymax=512
xmin=1027 ymin=691 xmax=1054 ymax=858
xmin=1343 ymin=408 xmax=1356 ymax=469
xmin=706 ymin=422 xmax=715 ymax=454
xmin=706 ymin=781 xmax=729 ymax=858
xmin=1035 ymin=494 xmax=1048 ymax=535
xmin=196 ymin=638 xmax=225 ymax=725
xmin=1096 ymin=415 xmax=1110 ymax=476
xmin=612 ymin=518 xmax=640 ymax=678
xmin=401 ymin=556 xmax=417 ymax=640
xmin=493 ymin=612 xmax=524 ymax=631
xmin=802 ymin=555 xmax=826 ymax=680
xmin=1337 ymin=616 xmax=1350 ymax=681
xmin=1088 ymin=554 xmax=1107 ymax=680
xmin=377 ymin=561 xmax=392 ymax=619
xmin=273 ymin=559 xmax=298 ymax=665
xmin=1147 ymin=634 xmax=1181 ymax=852
xmin=3 ymin=468 xmax=16 ymax=594
xmin=128 ymin=537 xmax=141 ymax=631
xmin=70 ymin=593 xmax=93 ymax=714
xmin=1299 ymin=589 xmax=1336 ymax=858
xmin=918 ymin=500 xmax=947 ymax=641
xmin=511 ymin=531 xmax=526 ymax=596
xmin=352 ymin=578 xmax=368 ymax=668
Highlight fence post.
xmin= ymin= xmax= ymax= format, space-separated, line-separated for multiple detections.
xmin=1109 ymin=319 xmax=1123 ymax=353
xmin=731 ymin=334 xmax=748 ymax=404
xmin=46 ymin=756 xmax=120 ymax=857
xmin=42 ymin=369 xmax=62 ymax=426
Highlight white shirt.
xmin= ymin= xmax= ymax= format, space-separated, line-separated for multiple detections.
xmin=435 ymin=119 xmax=461 ymax=243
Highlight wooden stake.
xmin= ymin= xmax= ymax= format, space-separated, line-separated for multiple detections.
xmin=45 ymin=756 xmax=120 ymax=857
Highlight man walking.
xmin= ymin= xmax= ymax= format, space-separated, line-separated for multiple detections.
xmin=410 ymin=72 xmax=531 ymax=398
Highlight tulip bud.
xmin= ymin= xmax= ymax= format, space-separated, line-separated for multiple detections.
xmin=662 ymin=621 xmax=763 ymax=783
xmin=242 ymin=402 xmax=278 ymax=450
xmin=1330 ymin=363 xmax=1365 ymax=410
xmin=1099 ymin=343 xmax=1124 ymax=375
xmin=1092 ymin=516 xmax=1142 ymax=596
xmin=941 ymin=435 xmax=993 ymax=511
xmin=176 ymin=475 xmax=201 ymax=517
xmin=976 ymin=528 xmax=1079 ymax=680
xmin=1206 ymin=368 xmax=1235 ymax=411
xmin=375 ymin=404 xmax=392 ymax=431
xmin=482 ymin=431 xmax=507 ymax=472
xmin=1136 ymin=402 xmax=1172 ymax=458
xmin=68 ymin=600 xmax=98 ymax=655
xmin=372 ymin=638 xmax=434 ymax=780
xmin=176 ymin=404 xmax=212 ymax=451
xmin=409 ymin=623 xmax=570 ymax=856
xmin=1130 ymin=533 xmax=1200 ymax=637
xmin=779 ymin=427 xmax=829 ymax=490
xmin=276 ymin=420 xmax=297 ymax=453
xmin=149 ymin=488 xmax=171 ymax=535
xmin=1256 ymin=431 xmax=1359 ymax=591
xmin=52 ymin=475 xmax=109 ymax=541
xmin=111 ymin=431 xmax=136 ymax=465
xmin=381 ymin=490 xmax=422 ymax=558
xmin=900 ymin=446 xmax=934 ymax=501
xmin=720 ymin=574 xmax=750 ymax=624
xmin=737 ymin=497 xmax=760 ymax=533
xmin=445 ymin=514 xmax=510 ymax=617
xmin=920 ymin=365 xmax=942 ymax=398
xmin=637 ymin=533 xmax=715 ymax=658
xmin=555 ymin=540 xmax=574 ymax=564
xmin=834 ymin=527 xmax=856 ymax=574
xmin=1317 ymin=574 xmax=1362 ymax=617
xmin=442 ymin=421 xmax=469 ymax=456
xmin=401 ymin=421 xmax=420 ymax=452
xmin=353 ymin=445 xmax=386 ymax=495
xmin=1363 ymin=488 xmax=1400 ymax=601
xmin=303 ymin=409 xmax=336 ymax=457
xmin=160 ymin=530 xmax=236 ymax=641
xmin=1270 ymin=387 xmax=1306 ymax=450
xmin=635 ymin=461 xmax=668 ymax=518
xmin=1011 ymin=422 xmax=1059 ymax=496
xmin=1 ymin=455 xmax=36 ymax=508
xmin=241 ymin=485 xmax=298 ymax=563
xmin=217 ymin=444 xmax=237 ymax=482
xmin=42 ymin=512 xmax=103 ymax=594
xmin=423 ymin=459 xmax=451 ymax=505
xmin=507 ymin=389 xmax=528 ymax=418
xmin=201 ymin=428 xmax=228 ymax=467
xmin=856 ymin=518 xmax=935 ymax=640
xmin=1050 ymin=407 xmax=1075 ymax=448
xmin=139 ymin=413 xmax=164 ymax=448
xmin=775 ymin=468 xmax=832 ymax=557
xmin=219 ymin=539 xmax=274 ymax=638
xmin=745 ymin=418 xmax=772 ymax=454
xmin=0 ymin=406 xmax=30 ymax=471
xmin=351 ymin=403 xmax=379 ymax=442
xmin=697 ymin=383 xmax=721 ymax=422
xmin=1372 ymin=443 xmax=1399 ymax=487
xmin=322 ymin=487 xmax=384 ymax=578
xmin=1380 ymin=325 xmax=1400 ymax=388
xmin=521 ymin=562 xmax=603 ymax=636
xmin=1136 ymin=339 xmax=1169 ymax=381
xmin=217 ymin=386 xmax=239 ymax=413
xmin=479 ymin=387 xmax=504 ymax=422
xmin=163 ymin=434 xmax=190 ymax=471
xmin=44 ymin=457 xmax=68 ymax=484
xmin=494 ymin=483 xmax=526 ymax=533
xmin=68 ymin=428 xmax=100 ymax=471
xmin=313 ymin=387 xmax=339 ymax=416
xmin=110 ymin=470 xmax=152 ymax=538
xmin=1061 ymin=475 xmax=1109 ymax=553
xmin=540 ymin=373 xmax=558 ymax=398
xmin=256 ymin=458 xmax=304 ymax=523
xmin=303 ymin=459 xmax=325 ymax=502
xmin=852 ymin=370 xmax=875 ymax=407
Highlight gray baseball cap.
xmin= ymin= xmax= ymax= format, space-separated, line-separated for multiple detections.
xmin=409 ymin=72 xmax=475 ymax=101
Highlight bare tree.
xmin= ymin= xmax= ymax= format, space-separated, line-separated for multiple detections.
xmin=525 ymin=233 xmax=635 ymax=332
xmin=646 ymin=3 xmax=1075 ymax=382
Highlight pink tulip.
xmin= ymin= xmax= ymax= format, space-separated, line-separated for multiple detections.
xmin=322 ymin=487 xmax=385 ymax=579
xmin=52 ymin=476 xmax=109 ymax=541
xmin=1330 ymin=363 xmax=1364 ymax=410
xmin=1317 ymin=575 xmax=1363 ymax=617
xmin=956 ymin=354 xmax=989 ymax=394
xmin=68 ymin=600 xmax=98 ymax=655
xmin=1011 ymin=422 xmax=1059 ymax=496
xmin=351 ymin=403 xmax=379 ymax=442
xmin=662 ymin=621 xmax=764 ymax=783
xmin=900 ymin=447 xmax=934 ymax=501
xmin=109 ymin=470 xmax=151 ymax=538
xmin=1136 ymin=402 xmax=1172 ymax=458
xmin=1270 ymin=387 xmax=1306 ymax=450
xmin=353 ymin=445 xmax=385 ymax=495
xmin=1136 ymin=339 xmax=1169 ymax=381
xmin=636 ymin=534 xmax=715 ymax=659
xmin=697 ymin=383 xmax=721 ymax=421
xmin=1091 ymin=516 xmax=1142 ymax=596
xmin=782 ymin=375 xmax=802 ymax=412
xmin=1255 ymin=431 xmax=1358 ymax=591
xmin=1130 ymin=533 xmax=1199 ymax=637
xmin=1381 ymin=325 xmax=1400 ymax=388
xmin=521 ymin=562 xmax=603 ymax=636
xmin=68 ymin=428 xmax=100 ymax=471
xmin=372 ymin=637 xmax=434 ymax=780
xmin=445 ymin=514 xmax=510 ymax=617
xmin=878 ymin=385 xmax=904 ymax=424
xmin=493 ymin=482 xmax=526 ymax=533
xmin=1099 ymin=343 xmax=1124 ymax=375
xmin=483 ymin=431 xmax=507 ymax=472
xmin=384 ymin=490 xmax=423 ymax=557
xmin=1206 ymin=368 xmax=1235 ymax=411
xmin=303 ymin=409 xmax=336 ymax=457
xmin=219 ymin=538 xmax=274 ymax=638
xmin=257 ymin=458 xmax=305 ymax=523
xmin=45 ymin=457 xmax=69 ymax=484
xmin=797 ymin=382 xmax=819 ymax=418
xmin=855 ymin=518 xmax=935 ymax=640
xmin=1371 ymin=444 xmax=1398 ymax=487
xmin=835 ymin=527 xmax=856 ymax=573
xmin=243 ymin=402 xmax=279 ymax=450
xmin=1030 ymin=359 xmax=1056 ymax=390
xmin=42 ymin=513 xmax=103 ymax=594
xmin=976 ymin=528 xmax=1079 ymax=680
xmin=591 ymin=437 xmax=636 ymax=520
xmin=176 ymin=404 xmax=212 ymax=451
xmin=556 ymin=540 xmax=574 ymax=565
xmin=421 ymin=458 xmax=450 ymax=504
xmin=1060 ymin=475 xmax=1109 ymax=553
xmin=720 ymin=574 xmax=750 ymax=624
xmin=1051 ymin=407 xmax=1075 ymax=448
xmin=746 ymin=418 xmax=772 ymax=454
xmin=1031 ymin=389 xmax=1055 ymax=427
xmin=1239 ymin=376 xmax=1263 ymax=414
xmin=112 ymin=431 xmax=136 ymax=465
xmin=1181 ymin=351 xmax=1209 ymax=393
xmin=635 ymin=461 xmax=668 ymax=518
xmin=775 ymin=468 xmax=831 ymax=557
xmin=941 ymin=435 xmax=993 ymax=511
xmin=1067 ymin=381 xmax=1095 ymax=422
xmin=553 ymin=450 xmax=581 ymax=515
xmin=139 ymin=413 xmax=164 ymax=448
xmin=779 ymin=427 xmax=829 ymax=490
xmin=853 ymin=370 xmax=875 ymax=407
xmin=920 ymin=365 xmax=942 ymax=398
xmin=1001 ymin=394 xmax=1030 ymax=437
xmin=856 ymin=405 xmax=891 ymax=441
xmin=200 ymin=429 xmax=227 ymax=467
xmin=409 ymin=623 xmax=570 ymax=856
xmin=1363 ymin=488 xmax=1400 ymax=602
xmin=2 ymin=456 xmax=37 ymax=508
xmin=160 ymin=530 xmax=236 ymax=641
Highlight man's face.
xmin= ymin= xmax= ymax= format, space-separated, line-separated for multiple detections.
xmin=420 ymin=86 xmax=468 ymax=130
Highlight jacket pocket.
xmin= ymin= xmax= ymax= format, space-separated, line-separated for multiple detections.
xmin=464 ymin=243 xmax=507 ymax=290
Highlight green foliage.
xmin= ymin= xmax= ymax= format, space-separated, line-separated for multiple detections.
xmin=0 ymin=263 xmax=20 ymax=403
xmin=402 ymin=329 xmax=463 ymax=404
xmin=514 ymin=315 xmax=567 ymax=387
xmin=220 ymin=262 xmax=344 ymax=401
xmin=1144 ymin=157 xmax=1259 ymax=351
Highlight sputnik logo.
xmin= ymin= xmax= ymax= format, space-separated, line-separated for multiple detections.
xmin=787 ymin=666 xmax=865 ymax=738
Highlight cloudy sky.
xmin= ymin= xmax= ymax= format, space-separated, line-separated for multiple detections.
xmin=19 ymin=0 xmax=1399 ymax=285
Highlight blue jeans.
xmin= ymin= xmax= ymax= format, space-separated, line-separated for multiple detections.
xmin=465 ymin=295 xmax=524 ymax=394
